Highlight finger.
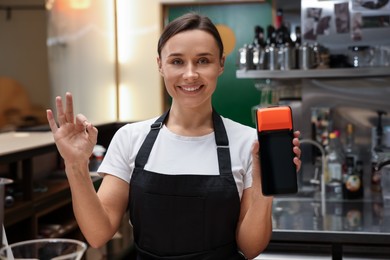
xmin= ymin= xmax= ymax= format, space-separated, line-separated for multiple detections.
xmin=294 ymin=130 xmax=301 ymax=138
xmin=56 ymin=96 xmax=67 ymax=126
xmin=293 ymin=146 xmax=301 ymax=159
xmin=75 ymin=114 xmax=89 ymax=131
xmin=76 ymin=114 xmax=98 ymax=144
xmin=46 ymin=109 xmax=58 ymax=133
xmin=294 ymin=156 xmax=302 ymax=172
xmin=293 ymin=137 xmax=300 ymax=147
xmin=86 ymin=123 xmax=98 ymax=145
xmin=65 ymin=92 xmax=74 ymax=124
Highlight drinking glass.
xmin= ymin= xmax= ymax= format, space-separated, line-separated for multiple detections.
xmin=381 ymin=165 xmax=390 ymax=207
xmin=0 ymin=238 xmax=87 ymax=260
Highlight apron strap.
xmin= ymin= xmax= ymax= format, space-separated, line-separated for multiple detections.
xmin=134 ymin=110 xmax=169 ymax=168
xmin=212 ymin=109 xmax=232 ymax=176
xmin=135 ymin=109 xmax=232 ymax=176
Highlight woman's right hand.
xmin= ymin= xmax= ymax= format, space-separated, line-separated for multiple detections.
xmin=46 ymin=92 xmax=98 ymax=165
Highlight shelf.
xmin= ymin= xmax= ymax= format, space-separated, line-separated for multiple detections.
xmin=39 ymin=219 xmax=79 ymax=238
xmin=236 ymin=67 xmax=390 ymax=79
xmin=0 ymin=123 xmax=115 ymax=244
xmin=4 ymin=200 xmax=34 ymax=226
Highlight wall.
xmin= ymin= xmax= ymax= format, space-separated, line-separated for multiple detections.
xmin=1 ymin=0 xmax=166 ymax=125
xmin=0 ymin=0 xmax=50 ymax=109
xmin=115 ymin=0 xmax=162 ymax=122
xmin=48 ymin=0 xmax=170 ymax=123
xmin=301 ymin=0 xmax=390 ymax=53
xmin=1 ymin=0 xmax=272 ymax=126
xmin=47 ymin=0 xmax=117 ymax=124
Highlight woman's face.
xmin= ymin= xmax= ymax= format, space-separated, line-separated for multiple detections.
xmin=157 ymin=29 xmax=225 ymax=109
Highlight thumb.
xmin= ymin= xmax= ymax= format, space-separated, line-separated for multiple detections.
xmin=86 ymin=123 xmax=98 ymax=144
xmin=75 ymin=114 xmax=98 ymax=144
xmin=251 ymin=140 xmax=260 ymax=171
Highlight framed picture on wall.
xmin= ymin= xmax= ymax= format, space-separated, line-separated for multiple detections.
xmin=351 ymin=0 xmax=390 ymax=12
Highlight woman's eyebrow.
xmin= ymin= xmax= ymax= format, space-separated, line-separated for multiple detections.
xmin=167 ymin=52 xmax=182 ymax=57
xmin=167 ymin=52 xmax=214 ymax=58
xmin=196 ymin=52 xmax=213 ymax=56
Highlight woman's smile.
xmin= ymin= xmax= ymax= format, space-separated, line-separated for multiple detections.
xmin=179 ymin=84 xmax=204 ymax=93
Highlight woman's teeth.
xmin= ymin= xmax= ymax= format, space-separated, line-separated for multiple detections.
xmin=182 ymin=86 xmax=200 ymax=92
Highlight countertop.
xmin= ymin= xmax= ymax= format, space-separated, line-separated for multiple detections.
xmin=270 ymin=193 xmax=390 ymax=259
xmin=0 ymin=131 xmax=54 ymax=156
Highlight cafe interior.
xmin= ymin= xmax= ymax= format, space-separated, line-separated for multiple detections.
xmin=1 ymin=0 xmax=390 ymax=259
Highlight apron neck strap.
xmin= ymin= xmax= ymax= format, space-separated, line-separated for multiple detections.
xmin=212 ymin=109 xmax=232 ymax=175
xmin=134 ymin=110 xmax=168 ymax=168
xmin=135 ymin=108 xmax=232 ymax=175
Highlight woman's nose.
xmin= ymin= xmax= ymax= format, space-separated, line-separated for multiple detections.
xmin=183 ymin=64 xmax=199 ymax=79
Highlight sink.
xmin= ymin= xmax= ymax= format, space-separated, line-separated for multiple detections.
xmin=274 ymin=186 xmax=320 ymax=200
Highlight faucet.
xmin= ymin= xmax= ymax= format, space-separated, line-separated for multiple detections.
xmin=375 ymin=158 xmax=390 ymax=172
xmin=299 ymin=139 xmax=327 ymax=203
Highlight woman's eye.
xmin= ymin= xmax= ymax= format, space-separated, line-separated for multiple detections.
xmin=172 ymin=59 xmax=183 ymax=65
xmin=198 ymin=58 xmax=209 ymax=64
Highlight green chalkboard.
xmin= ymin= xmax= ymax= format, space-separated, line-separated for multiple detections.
xmin=165 ymin=2 xmax=272 ymax=127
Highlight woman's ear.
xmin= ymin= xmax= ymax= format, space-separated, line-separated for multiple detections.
xmin=157 ymin=56 xmax=164 ymax=76
xmin=218 ymin=55 xmax=226 ymax=75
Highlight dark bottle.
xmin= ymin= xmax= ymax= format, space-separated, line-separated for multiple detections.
xmin=253 ymin=25 xmax=266 ymax=48
xmin=371 ymin=111 xmax=387 ymax=193
xmin=294 ymin=26 xmax=301 ymax=46
xmin=371 ymin=152 xmax=381 ymax=192
xmin=275 ymin=24 xmax=292 ymax=47
xmin=275 ymin=8 xmax=283 ymax=30
xmin=266 ymin=25 xmax=276 ymax=46
xmin=344 ymin=123 xmax=360 ymax=168
xmin=343 ymin=159 xmax=364 ymax=200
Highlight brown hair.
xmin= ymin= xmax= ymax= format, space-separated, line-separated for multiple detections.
xmin=157 ymin=13 xmax=224 ymax=58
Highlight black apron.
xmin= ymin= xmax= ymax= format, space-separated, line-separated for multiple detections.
xmin=129 ymin=110 xmax=246 ymax=260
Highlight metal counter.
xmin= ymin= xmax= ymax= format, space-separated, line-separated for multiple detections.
xmin=268 ymin=194 xmax=390 ymax=260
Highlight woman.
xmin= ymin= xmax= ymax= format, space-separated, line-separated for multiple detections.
xmin=47 ymin=13 xmax=301 ymax=259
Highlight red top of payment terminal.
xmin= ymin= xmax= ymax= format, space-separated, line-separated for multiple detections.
xmin=256 ymin=106 xmax=293 ymax=132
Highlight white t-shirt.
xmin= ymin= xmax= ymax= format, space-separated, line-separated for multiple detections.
xmin=98 ymin=116 xmax=257 ymax=199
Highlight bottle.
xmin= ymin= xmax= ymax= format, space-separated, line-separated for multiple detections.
xmin=333 ymin=130 xmax=346 ymax=171
xmin=344 ymin=123 xmax=360 ymax=168
xmin=89 ymin=144 xmax=106 ymax=172
xmin=293 ymin=26 xmax=301 ymax=69
xmin=371 ymin=111 xmax=387 ymax=193
xmin=266 ymin=25 xmax=276 ymax=46
xmin=343 ymin=158 xmax=364 ymax=200
xmin=371 ymin=150 xmax=381 ymax=192
xmin=252 ymin=26 xmax=266 ymax=70
xmin=253 ymin=25 xmax=266 ymax=48
xmin=326 ymin=132 xmax=344 ymax=200
xmin=275 ymin=8 xmax=283 ymax=30
xmin=294 ymin=26 xmax=301 ymax=46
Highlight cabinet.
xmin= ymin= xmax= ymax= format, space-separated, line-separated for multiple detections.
xmin=0 ymin=131 xmax=101 ymax=243
xmin=0 ymin=123 xmax=125 ymax=244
